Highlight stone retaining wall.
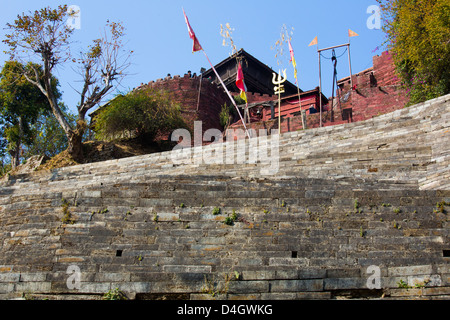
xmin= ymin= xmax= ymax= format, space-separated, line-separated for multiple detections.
xmin=0 ymin=94 xmax=448 ymax=300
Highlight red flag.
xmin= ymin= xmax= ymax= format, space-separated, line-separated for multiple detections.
xmin=183 ymin=9 xmax=202 ymax=53
xmin=236 ymin=62 xmax=247 ymax=102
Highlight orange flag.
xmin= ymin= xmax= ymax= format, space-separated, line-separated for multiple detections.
xmin=348 ymin=29 xmax=359 ymax=38
xmin=183 ymin=9 xmax=202 ymax=53
xmin=308 ymin=36 xmax=318 ymax=47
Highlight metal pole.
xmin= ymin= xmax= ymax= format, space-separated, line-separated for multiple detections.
xmin=297 ymin=84 xmax=305 ymax=130
xmin=278 ymin=90 xmax=281 ymax=134
xmin=318 ymin=49 xmax=322 ymax=128
xmin=347 ymin=43 xmax=354 ymax=113
xmin=196 ymin=68 xmax=205 ymax=111
xmin=347 ymin=43 xmax=353 ymax=90
xmin=318 ymin=43 xmax=349 ymax=53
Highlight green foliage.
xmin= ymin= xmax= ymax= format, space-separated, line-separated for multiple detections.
xmin=435 ymin=201 xmax=449 ymax=214
xmin=354 ymin=199 xmax=360 ymax=213
xmin=233 ymin=95 xmax=246 ymax=106
xmin=61 ymin=198 xmax=75 ymax=224
xmin=223 ymin=216 xmax=234 ymax=226
xmin=93 ymin=88 xmax=188 ymax=142
xmin=224 ymin=209 xmax=239 ymax=226
xmin=219 ymin=103 xmax=231 ymax=129
xmin=378 ymin=0 xmax=450 ymax=105
xmin=397 ymin=279 xmax=411 ymax=289
xmin=360 ymin=226 xmax=365 ymax=238
xmin=102 ymin=288 xmax=127 ymax=300
xmin=212 ymin=207 xmax=221 ymax=215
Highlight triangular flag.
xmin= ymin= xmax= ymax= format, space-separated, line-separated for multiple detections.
xmin=308 ymin=36 xmax=318 ymax=47
xmin=348 ymin=29 xmax=359 ymax=38
xmin=236 ymin=62 xmax=247 ymax=103
xmin=183 ymin=8 xmax=202 ymax=53
xmin=288 ymin=39 xmax=298 ymax=81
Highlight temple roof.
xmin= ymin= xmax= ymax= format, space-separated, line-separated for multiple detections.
xmin=202 ymin=49 xmax=300 ymax=96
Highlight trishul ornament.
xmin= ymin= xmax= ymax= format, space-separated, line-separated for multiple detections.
xmin=272 ymin=69 xmax=287 ymax=134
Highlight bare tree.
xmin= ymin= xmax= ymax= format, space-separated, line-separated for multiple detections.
xmin=3 ymin=5 xmax=132 ymax=161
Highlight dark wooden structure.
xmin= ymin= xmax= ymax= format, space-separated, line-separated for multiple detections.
xmin=202 ymin=49 xmax=300 ymax=96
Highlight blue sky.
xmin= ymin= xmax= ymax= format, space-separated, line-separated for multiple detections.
xmin=0 ymin=0 xmax=386 ymax=115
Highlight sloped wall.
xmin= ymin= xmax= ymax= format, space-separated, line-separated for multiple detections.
xmin=0 ymin=94 xmax=448 ymax=300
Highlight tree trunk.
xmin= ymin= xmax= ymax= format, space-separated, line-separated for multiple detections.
xmin=10 ymin=116 xmax=24 ymax=169
xmin=9 ymin=142 xmax=20 ymax=169
xmin=67 ymin=131 xmax=83 ymax=163
xmin=67 ymin=119 xmax=87 ymax=163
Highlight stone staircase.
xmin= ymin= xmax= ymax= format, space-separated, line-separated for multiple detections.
xmin=0 ymin=94 xmax=448 ymax=300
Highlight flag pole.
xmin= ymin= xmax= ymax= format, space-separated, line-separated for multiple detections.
xmin=201 ymin=49 xmax=251 ymax=139
xmin=318 ymin=47 xmax=322 ymax=128
xmin=289 ymin=38 xmax=305 ymax=130
xmin=348 ymin=29 xmax=358 ymax=111
xmin=183 ymin=8 xmax=250 ymax=139
xmin=296 ymin=82 xmax=305 ymax=130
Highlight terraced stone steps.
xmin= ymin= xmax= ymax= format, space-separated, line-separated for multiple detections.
xmin=0 ymin=94 xmax=448 ymax=300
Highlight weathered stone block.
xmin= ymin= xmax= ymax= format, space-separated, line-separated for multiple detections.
xmin=227 ymin=280 xmax=269 ymax=294
xmin=163 ymin=265 xmax=212 ymax=273
xmin=15 ymin=281 xmax=52 ymax=293
xmin=270 ymin=279 xmax=323 ymax=292
xmin=388 ymin=265 xmax=434 ymax=277
xmin=323 ymin=278 xmax=367 ymax=290
xmin=242 ymin=271 xmax=276 ymax=281
xmin=0 ymin=273 xmax=20 ymax=283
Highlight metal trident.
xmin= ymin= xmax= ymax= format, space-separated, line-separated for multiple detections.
xmin=272 ymin=69 xmax=287 ymax=134
xmin=272 ymin=69 xmax=287 ymax=95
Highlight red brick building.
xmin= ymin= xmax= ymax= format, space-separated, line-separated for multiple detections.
xmin=229 ymin=50 xmax=409 ymax=134
xmin=334 ymin=50 xmax=409 ymax=123
xmin=202 ymin=49 xmax=328 ymax=130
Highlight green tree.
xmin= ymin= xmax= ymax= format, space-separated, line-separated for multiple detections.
xmin=3 ymin=5 xmax=132 ymax=161
xmin=378 ymin=0 xmax=450 ymax=104
xmin=0 ymin=61 xmax=60 ymax=168
xmin=93 ymin=88 xmax=187 ymax=143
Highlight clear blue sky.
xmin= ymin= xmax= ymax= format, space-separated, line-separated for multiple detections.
xmin=0 ymin=0 xmax=386 ymax=115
